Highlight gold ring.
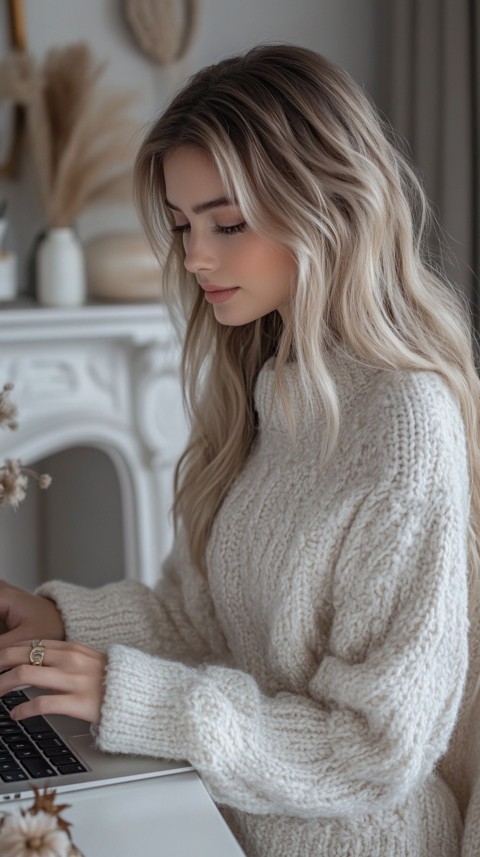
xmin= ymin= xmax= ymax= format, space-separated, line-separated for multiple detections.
xmin=29 ymin=640 xmax=46 ymax=666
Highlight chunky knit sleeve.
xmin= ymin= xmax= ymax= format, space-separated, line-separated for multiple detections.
xmin=95 ymin=377 xmax=470 ymax=818
xmin=36 ymin=529 xmax=230 ymax=666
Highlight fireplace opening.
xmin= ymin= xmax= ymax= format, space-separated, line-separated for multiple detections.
xmin=1 ymin=445 xmax=126 ymax=592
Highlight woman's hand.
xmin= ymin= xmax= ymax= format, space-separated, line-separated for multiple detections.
xmin=0 ymin=580 xmax=65 ymax=646
xmin=0 ymin=640 xmax=106 ymax=725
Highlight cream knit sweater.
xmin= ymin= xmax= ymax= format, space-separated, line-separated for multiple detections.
xmin=39 ymin=348 xmax=475 ymax=857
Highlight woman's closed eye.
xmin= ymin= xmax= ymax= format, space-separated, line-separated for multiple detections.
xmin=170 ymin=221 xmax=247 ymax=236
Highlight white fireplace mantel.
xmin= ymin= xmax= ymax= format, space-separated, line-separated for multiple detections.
xmin=0 ymin=301 xmax=189 ymax=588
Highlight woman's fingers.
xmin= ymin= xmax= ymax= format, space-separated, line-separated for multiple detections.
xmin=0 ymin=638 xmax=107 ymax=725
xmin=9 ymin=691 xmax=101 ymax=724
xmin=0 ymin=663 xmax=76 ymax=696
xmin=0 ymin=639 xmax=104 ymax=672
xmin=0 ymin=642 xmax=51 ymax=672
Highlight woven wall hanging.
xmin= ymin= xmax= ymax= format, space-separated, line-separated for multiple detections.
xmin=123 ymin=0 xmax=200 ymax=65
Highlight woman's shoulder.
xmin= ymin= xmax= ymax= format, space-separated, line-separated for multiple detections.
xmin=330 ymin=344 xmax=463 ymax=426
xmin=344 ymin=364 xmax=469 ymax=495
xmin=363 ymin=364 xmax=461 ymax=417
xmin=363 ymin=365 xmax=465 ymax=440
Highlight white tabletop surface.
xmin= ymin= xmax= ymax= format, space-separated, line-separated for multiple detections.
xmin=14 ymin=771 xmax=246 ymax=856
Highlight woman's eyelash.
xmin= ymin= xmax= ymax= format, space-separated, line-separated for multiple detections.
xmin=170 ymin=222 xmax=247 ymax=236
xmin=215 ymin=222 xmax=247 ymax=235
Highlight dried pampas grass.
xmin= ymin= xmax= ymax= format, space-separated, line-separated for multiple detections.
xmin=3 ymin=43 xmax=138 ymax=228
xmin=42 ymin=43 xmax=104 ymax=176
xmin=40 ymin=43 xmax=137 ymax=227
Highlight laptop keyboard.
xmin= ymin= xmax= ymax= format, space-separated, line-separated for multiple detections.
xmin=0 ymin=691 xmax=87 ymax=783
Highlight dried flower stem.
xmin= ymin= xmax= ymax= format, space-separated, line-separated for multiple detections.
xmin=0 ymin=383 xmax=18 ymax=431
xmin=1 ymin=384 xmax=52 ymax=508
xmin=39 ymin=42 xmax=137 ymax=228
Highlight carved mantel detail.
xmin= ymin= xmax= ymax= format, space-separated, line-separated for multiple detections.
xmin=0 ymin=302 xmax=188 ymax=587
xmin=133 ymin=342 xmax=187 ymax=464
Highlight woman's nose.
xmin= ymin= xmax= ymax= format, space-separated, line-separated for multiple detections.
xmin=183 ymin=232 xmax=217 ymax=274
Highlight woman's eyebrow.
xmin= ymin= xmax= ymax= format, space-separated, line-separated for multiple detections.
xmin=164 ymin=196 xmax=237 ymax=214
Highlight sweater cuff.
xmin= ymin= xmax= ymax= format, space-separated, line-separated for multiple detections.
xmin=36 ymin=579 xmax=155 ymax=652
xmin=97 ymin=644 xmax=194 ymax=761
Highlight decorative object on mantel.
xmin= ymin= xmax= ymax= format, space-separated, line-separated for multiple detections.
xmin=37 ymin=227 xmax=86 ymax=308
xmin=33 ymin=43 xmax=138 ymax=308
xmin=0 ymin=383 xmax=51 ymax=507
xmin=123 ymin=0 xmax=200 ymax=65
xmin=36 ymin=43 xmax=136 ymax=229
xmin=85 ymin=231 xmax=162 ymax=302
xmin=0 ymin=199 xmax=18 ymax=302
xmin=0 ymin=785 xmax=84 ymax=857
xmin=0 ymin=42 xmax=138 ymax=307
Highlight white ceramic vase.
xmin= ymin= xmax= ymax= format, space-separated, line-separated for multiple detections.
xmin=37 ymin=227 xmax=87 ymax=307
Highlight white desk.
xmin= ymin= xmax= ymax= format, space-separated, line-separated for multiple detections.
xmin=15 ymin=770 xmax=246 ymax=856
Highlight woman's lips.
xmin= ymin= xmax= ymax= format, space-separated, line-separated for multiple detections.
xmin=202 ymin=287 xmax=240 ymax=304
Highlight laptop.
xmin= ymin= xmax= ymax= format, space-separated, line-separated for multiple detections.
xmin=0 ymin=688 xmax=193 ymax=803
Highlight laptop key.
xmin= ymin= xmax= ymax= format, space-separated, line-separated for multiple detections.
xmin=0 ymin=725 xmax=24 ymax=736
xmin=2 ymin=691 xmax=28 ymax=699
xmin=1 ymin=769 xmax=28 ymax=782
xmin=21 ymin=759 xmax=58 ymax=778
xmin=30 ymin=732 xmax=59 ymax=743
xmin=14 ymin=749 xmax=42 ymax=760
xmin=2 ymin=733 xmax=32 ymax=745
xmin=1 ymin=692 xmax=28 ymax=705
xmin=3 ymin=740 xmax=36 ymax=752
xmin=1 ymin=697 xmax=28 ymax=711
xmin=42 ymin=746 xmax=72 ymax=758
xmin=35 ymin=737 xmax=66 ymax=750
xmin=56 ymin=763 xmax=87 ymax=775
xmin=21 ymin=717 xmax=55 ymax=735
xmin=50 ymin=754 xmax=81 ymax=767
xmin=0 ymin=759 xmax=20 ymax=771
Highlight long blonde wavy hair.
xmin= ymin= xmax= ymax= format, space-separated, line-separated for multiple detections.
xmin=133 ymin=44 xmax=480 ymax=601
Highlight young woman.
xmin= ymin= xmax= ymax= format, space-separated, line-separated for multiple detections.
xmin=0 ymin=44 xmax=479 ymax=857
